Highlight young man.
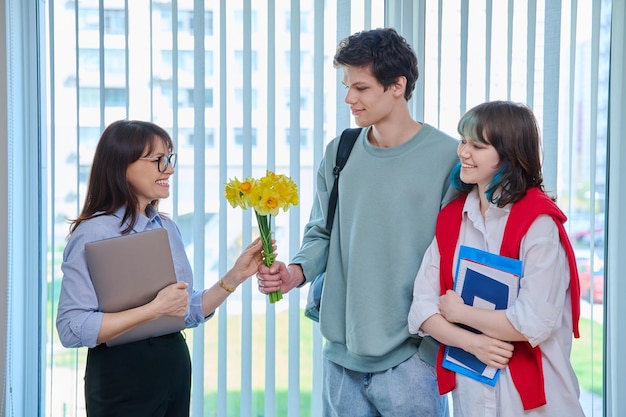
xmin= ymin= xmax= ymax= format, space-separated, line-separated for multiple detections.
xmin=257 ymin=28 xmax=459 ymax=416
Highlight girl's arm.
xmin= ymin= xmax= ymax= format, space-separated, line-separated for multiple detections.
xmin=409 ymin=236 xmax=513 ymax=367
xmin=421 ymin=312 xmax=514 ymax=368
xmin=438 ymin=290 xmax=527 ymax=341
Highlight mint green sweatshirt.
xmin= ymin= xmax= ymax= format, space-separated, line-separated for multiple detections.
xmin=292 ymin=124 xmax=459 ymax=373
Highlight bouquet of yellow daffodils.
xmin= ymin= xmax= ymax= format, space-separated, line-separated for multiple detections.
xmin=224 ymin=170 xmax=299 ymax=303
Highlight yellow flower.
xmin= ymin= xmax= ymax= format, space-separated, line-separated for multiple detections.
xmin=224 ymin=177 xmax=256 ymax=209
xmin=224 ymin=170 xmax=299 ymax=303
xmin=256 ymin=191 xmax=280 ymax=216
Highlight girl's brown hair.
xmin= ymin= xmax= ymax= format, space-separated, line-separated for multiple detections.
xmin=451 ymin=100 xmax=548 ymax=206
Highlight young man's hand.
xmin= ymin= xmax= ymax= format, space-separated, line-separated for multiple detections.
xmin=256 ymin=262 xmax=305 ymax=295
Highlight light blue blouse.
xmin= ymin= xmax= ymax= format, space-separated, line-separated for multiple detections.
xmin=56 ymin=205 xmax=210 ymax=348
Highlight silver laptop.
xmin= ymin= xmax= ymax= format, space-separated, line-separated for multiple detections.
xmin=85 ymin=228 xmax=186 ymax=346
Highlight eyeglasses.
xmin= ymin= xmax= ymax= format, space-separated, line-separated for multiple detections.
xmin=139 ymin=153 xmax=177 ymax=173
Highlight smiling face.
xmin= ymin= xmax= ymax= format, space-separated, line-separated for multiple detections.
xmin=341 ymin=65 xmax=401 ymax=128
xmin=457 ymin=136 xmax=501 ymax=193
xmin=126 ymin=137 xmax=174 ymax=215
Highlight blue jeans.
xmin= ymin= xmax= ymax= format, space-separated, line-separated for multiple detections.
xmin=323 ymin=352 xmax=449 ymax=417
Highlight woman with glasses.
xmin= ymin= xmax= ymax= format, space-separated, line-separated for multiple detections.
xmin=56 ymin=119 xmax=264 ymax=416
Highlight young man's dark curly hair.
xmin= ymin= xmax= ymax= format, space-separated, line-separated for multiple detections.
xmin=333 ymin=27 xmax=419 ymax=101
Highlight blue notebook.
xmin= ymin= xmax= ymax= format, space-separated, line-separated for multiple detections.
xmin=441 ymin=245 xmax=523 ymax=386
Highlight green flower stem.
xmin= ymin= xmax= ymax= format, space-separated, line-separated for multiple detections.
xmin=255 ymin=211 xmax=282 ymax=303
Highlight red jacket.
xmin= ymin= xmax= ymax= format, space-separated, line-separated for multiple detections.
xmin=434 ymin=187 xmax=580 ymax=410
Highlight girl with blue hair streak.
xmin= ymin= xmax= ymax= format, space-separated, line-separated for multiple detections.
xmin=408 ymin=101 xmax=584 ymax=417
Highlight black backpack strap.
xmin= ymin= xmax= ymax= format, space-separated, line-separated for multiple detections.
xmin=325 ymin=128 xmax=361 ymax=231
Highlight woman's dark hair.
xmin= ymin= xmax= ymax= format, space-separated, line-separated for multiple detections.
xmin=69 ymin=120 xmax=174 ymax=235
xmin=450 ymin=100 xmax=548 ymax=206
xmin=333 ymin=27 xmax=419 ymax=101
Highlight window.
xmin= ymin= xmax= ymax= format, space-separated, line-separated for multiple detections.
xmin=234 ymin=127 xmax=257 ymax=146
xmin=206 ymin=128 xmax=215 ymax=147
xmin=284 ymin=88 xmax=310 ymax=111
xmin=178 ymin=50 xmax=196 ymax=76
xmin=78 ymin=8 xmax=125 ymax=35
xmin=160 ymin=50 xmax=214 ymax=78
xmin=285 ymin=127 xmax=309 ymax=147
xmin=205 ymin=88 xmax=214 ymax=108
xmin=32 ymin=1 xmax=610 ymax=417
xmin=234 ymin=9 xmax=258 ymax=33
xmin=178 ymin=10 xmax=194 ymax=35
xmin=78 ymin=87 xmax=127 ymax=107
xmin=158 ymin=8 xmax=213 ymax=37
xmin=234 ymin=50 xmax=258 ymax=72
xmin=235 ymin=88 xmax=257 ymax=110
xmin=103 ymin=9 xmax=125 ymax=35
xmin=283 ymin=50 xmax=310 ymax=69
xmin=78 ymin=126 xmax=101 ymax=148
xmin=285 ymin=10 xmax=311 ymax=32
xmin=205 ymin=10 xmax=214 ymax=36
xmin=78 ymin=49 xmax=99 ymax=74
xmin=206 ymin=50 xmax=214 ymax=77
xmin=103 ymin=49 xmax=125 ymax=74
xmin=182 ymin=128 xmax=215 ymax=147
xmin=172 ymin=88 xmax=213 ymax=108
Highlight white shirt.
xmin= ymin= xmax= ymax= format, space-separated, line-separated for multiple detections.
xmin=408 ymin=189 xmax=585 ymax=417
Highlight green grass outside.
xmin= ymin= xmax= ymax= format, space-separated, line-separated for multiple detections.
xmin=194 ymin=309 xmax=315 ymax=416
xmin=202 ymin=390 xmax=312 ymax=417
xmin=571 ymin=317 xmax=604 ymax=396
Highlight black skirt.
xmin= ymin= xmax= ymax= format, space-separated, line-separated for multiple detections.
xmin=84 ymin=331 xmax=191 ymax=417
